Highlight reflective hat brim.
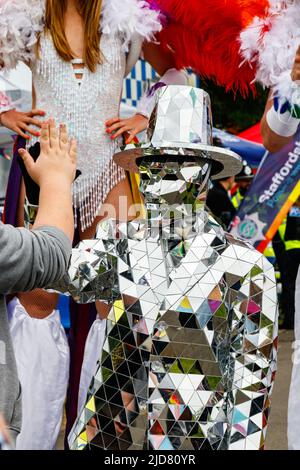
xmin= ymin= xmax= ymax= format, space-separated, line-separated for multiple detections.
xmin=113 ymin=143 xmax=243 ymax=180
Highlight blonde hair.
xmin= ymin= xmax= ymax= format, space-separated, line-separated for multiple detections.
xmin=44 ymin=0 xmax=103 ymax=72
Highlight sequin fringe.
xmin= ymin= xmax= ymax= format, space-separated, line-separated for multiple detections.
xmin=73 ymin=158 xmax=125 ymax=231
xmin=34 ymin=35 xmax=122 ymax=139
xmin=28 ymin=33 xmax=125 ymax=231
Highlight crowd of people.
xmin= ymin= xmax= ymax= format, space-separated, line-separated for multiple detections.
xmin=0 ymin=0 xmax=299 ymax=453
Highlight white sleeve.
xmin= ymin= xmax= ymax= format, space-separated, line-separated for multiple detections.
xmin=0 ymin=0 xmax=44 ymax=70
xmin=266 ymin=105 xmax=300 ymax=137
xmin=124 ymin=34 xmax=143 ymax=77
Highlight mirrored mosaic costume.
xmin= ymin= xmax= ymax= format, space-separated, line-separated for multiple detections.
xmin=55 ymin=86 xmax=278 ymax=450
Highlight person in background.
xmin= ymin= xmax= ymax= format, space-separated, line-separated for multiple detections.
xmin=0 ymin=120 xmax=76 ymax=446
xmin=231 ymin=160 xmax=254 ymax=210
xmin=281 ymin=198 xmax=300 ymax=330
xmin=260 ymin=45 xmax=300 ymax=449
xmin=206 ymin=175 xmax=236 ymax=230
xmin=271 ymin=222 xmax=288 ymax=326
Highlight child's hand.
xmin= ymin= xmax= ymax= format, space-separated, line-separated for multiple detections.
xmin=105 ymin=114 xmax=149 ymax=144
xmin=18 ymin=119 xmax=77 ymax=187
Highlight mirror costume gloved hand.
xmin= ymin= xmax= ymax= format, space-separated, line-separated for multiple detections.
xmin=53 ymin=86 xmax=278 ymax=451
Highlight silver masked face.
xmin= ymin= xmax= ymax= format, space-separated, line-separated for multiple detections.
xmin=138 ymin=155 xmax=212 ymax=207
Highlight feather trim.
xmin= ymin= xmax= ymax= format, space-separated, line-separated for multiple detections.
xmin=149 ymin=0 xmax=271 ymax=96
xmin=0 ymin=0 xmax=45 ymax=69
xmin=101 ymin=0 xmax=162 ymax=51
xmin=240 ymin=1 xmax=300 ymax=105
xmin=239 ymin=0 xmax=282 ymax=64
xmin=0 ymin=0 xmax=161 ymax=70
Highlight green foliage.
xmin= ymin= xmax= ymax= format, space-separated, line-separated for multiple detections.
xmin=201 ymin=80 xmax=269 ymax=134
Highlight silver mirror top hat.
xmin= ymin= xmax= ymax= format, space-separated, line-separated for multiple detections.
xmin=114 ymin=85 xmax=242 ymax=179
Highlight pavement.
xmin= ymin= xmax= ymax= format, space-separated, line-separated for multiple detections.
xmin=266 ymin=329 xmax=294 ymax=450
xmin=56 ymin=331 xmax=295 ymax=451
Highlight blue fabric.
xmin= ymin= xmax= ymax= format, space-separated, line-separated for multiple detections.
xmin=57 ymin=295 xmax=70 ymax=330
xmin=213 ymin=128 xmax=266 ymax=169
xmin=273 ymin=96 xmax=291 ymax=114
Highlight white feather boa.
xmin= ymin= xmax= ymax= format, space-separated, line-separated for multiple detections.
xmin=0 ymin=0 xmax=45 ymax=69
xmin=0 ymin=0 xmax=161 ymax=70
xmin=101 ymin=0 xmax=162 ymax=52
xmin=240 ymin=0 xmax=300 ymax=106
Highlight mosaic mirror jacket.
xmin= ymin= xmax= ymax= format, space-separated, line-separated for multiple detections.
xmin=61 ymin=210 xmax=278 ymax=451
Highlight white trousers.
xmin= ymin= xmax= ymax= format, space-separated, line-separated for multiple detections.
xmin=77 ymin=316 xmax=106 ymax=415
xmin=8 ymin=298 xmax=70 ymax=450
xmin=7 ymin=297 xmax=105 ymax=450
xmin=288 ymin=267 xmax=300 ymax=450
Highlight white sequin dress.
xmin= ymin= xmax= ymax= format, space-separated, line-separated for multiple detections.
xmin=30 ymin=32 xmax=127 ymax=230
xmin=0 ymin=0 xmax=162 ymax=230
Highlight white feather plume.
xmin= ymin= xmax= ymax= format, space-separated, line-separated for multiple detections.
xmin=0 ymin=0 xmax=45 ymax=70
xmin=240 ymin=0 xmax=300 ymax=105
xmin=0 ymin=0 xmax=161 ymax=70
xmin=101 ymin=0 xmax=162 ymax=51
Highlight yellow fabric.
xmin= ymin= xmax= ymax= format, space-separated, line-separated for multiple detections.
xmin=285 ymin=240 xmax=300 ymax=251
xmin=277 ymin=217 xmax=300 ymax=251
xmin=264 ymin=243 xmax=275 ymax=259
xmin=278 ymin=219 xmax=287 ymax=241
xmin=231 ymin=189 xmax=244 ymax=209
xmin=128 ymin=172 xmax=146 ymax=218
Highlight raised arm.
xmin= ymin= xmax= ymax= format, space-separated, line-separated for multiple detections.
xmin=260 ymin=93 xmax=297 ymax=153
xmin=142 ymin=40 xmax=177 ymax=77
xmin=106 ymin=38 xmax=188 ymax=142
xmin=261 ymin=46 xmax=300 ymax=153
xmin=0 ymin=120 xmax=76 ymax=295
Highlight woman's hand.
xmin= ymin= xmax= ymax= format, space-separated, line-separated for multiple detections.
xmin=291 ymin=45 xmax=300 ymax=83
xmin=105 ymin=114 xmax=149 ymax=144
xmin=0 ymin=108 xmax=46 ymax=140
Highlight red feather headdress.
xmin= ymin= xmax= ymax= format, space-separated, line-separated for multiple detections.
xmin=149 ymin=0 xmax=300 ymax=105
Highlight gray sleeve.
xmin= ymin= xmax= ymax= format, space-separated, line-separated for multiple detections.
xmin=0 ymin=223 xmax=72 ymax=295
xmin=8 ymin=383 xmax=22 ymax=447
